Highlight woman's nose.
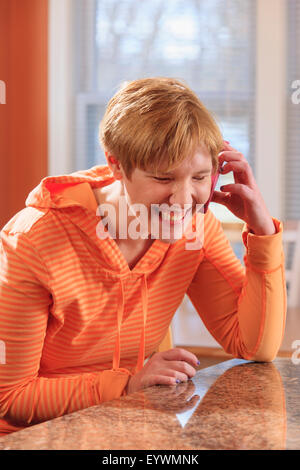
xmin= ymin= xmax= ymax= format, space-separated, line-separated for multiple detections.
xmin=168 ymin=183 xmax=195 ymax=208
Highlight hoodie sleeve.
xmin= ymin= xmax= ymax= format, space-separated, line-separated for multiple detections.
xmin=186 ymin=212 xmax=287 ymax=362
xmin=0 ymin=230 xmax=131 ymax=427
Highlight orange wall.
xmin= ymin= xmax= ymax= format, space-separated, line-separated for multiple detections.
xmin=0 ymin=0 xmax=48 ymax=229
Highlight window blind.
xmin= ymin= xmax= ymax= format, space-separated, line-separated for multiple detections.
xmin=286 ymin=0 xmax=300 ymax=220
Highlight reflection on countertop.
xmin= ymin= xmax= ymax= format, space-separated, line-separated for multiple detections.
xmin=0 ymin=357 xmax=299 ymax=450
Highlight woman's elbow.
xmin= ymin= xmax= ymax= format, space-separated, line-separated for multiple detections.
xmin=247 ymin=351 xmax=278 ymax=363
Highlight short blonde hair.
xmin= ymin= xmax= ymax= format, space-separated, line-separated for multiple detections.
xmin=99 ymin=77 xmax=224 ymax=180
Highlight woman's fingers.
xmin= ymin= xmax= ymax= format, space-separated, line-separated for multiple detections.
xmin=141 ymin=374 xmax=178 ymax=388
xmin=218 ymin=140 xmax=275 ymax=234
xmin=220 ymin=160 xmax=248 ymax=174
xmin=127 ymin=348 xmax=200 ymax=394
xmin=159 ymin=347 xmax=199 ymax=369
xmin=142 ymin=364 xmax=194 ymax=386
xmin=222 ymin=141 xmax=237 ymax=152
xmin=218 ymin=150 xmax=244 ymax=166
xmin=218 ymin=155 xmax=256 ymax=187
xmin=165 ymin=360 xmax=197 ymax=380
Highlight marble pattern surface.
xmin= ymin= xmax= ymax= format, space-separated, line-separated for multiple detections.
xmin=0 ymin=357 xmax=299 ymax=450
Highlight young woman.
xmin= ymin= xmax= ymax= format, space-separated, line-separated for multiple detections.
xmin=0 ymin=77 xmax=286 ymax=435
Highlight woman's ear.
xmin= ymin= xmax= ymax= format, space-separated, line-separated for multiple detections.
xmin=105 ymin=151 xmax=123 ymax=180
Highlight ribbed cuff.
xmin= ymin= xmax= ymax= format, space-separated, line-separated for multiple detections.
xmin=97 ymin=369 xmax=132 ymax=403
xmin=242 ymin=217 xmax=283 ymax=271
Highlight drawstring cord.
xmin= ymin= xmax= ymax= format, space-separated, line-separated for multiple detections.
xmin=112 ymin=273 xmax=148 ymax=373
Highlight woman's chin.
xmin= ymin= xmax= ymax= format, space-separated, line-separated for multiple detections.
xmin=152 ymin=216 xmax=194 ymax=244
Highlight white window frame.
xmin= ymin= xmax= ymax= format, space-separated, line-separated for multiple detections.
xmin=48 ymin=0 xmax=73 ymax=176
xmin=255 ymin=0 xmax=286 ymax=221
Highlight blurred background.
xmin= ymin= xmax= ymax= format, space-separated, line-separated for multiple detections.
xmin=0 ymin=0 xmax=299 ymax=351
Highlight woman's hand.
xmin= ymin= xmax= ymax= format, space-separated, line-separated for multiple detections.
xmin=211 ymin=141 xmax=276 ymax=235
xmin=125 ymin=348 xmax=199 ymax=395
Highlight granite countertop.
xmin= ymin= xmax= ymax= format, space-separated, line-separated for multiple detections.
xmin=0 ymin=357 xmax=299 ymax=450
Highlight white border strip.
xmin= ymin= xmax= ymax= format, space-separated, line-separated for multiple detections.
xmin=255 ymin=0 xmax=286 ymax=220
xmin=48 ymin=0 xmax=73 ymax=176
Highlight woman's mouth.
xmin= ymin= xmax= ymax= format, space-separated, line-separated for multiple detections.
xmin=153 ymin=207 xmax=193 ymax=225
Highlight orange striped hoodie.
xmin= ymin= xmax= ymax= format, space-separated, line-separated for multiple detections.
xmin=0 ymin=165 xmax=287 ymax=435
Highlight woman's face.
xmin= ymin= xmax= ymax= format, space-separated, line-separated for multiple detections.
xmin=119 ymin=146 xmax=213 ymax=244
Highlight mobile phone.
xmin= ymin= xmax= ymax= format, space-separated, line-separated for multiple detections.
xmin=203 ymin=166 xmax=221 ymax=214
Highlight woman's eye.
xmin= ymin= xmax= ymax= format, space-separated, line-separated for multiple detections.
xmin=153 ymin=177 xmax=205 ymax=182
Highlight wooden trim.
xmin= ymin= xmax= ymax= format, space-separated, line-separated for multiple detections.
xmin=275 ymin=350 xmax=293 ymax=358
xmin=221 ymin=223 xmax=244 ymax=230
xmin=180 ymin=346 xmax=293 ymax=359
xmin=179 ymin=346 xmax=234 ymax=359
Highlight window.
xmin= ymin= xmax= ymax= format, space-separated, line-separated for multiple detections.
xmin=73 ymin=0 xmax=257 ymax=223
xmin=286 ymin=0 xmax=300 ymax=220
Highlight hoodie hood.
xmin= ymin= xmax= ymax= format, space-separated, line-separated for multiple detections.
xmin=25 ymin=165 xmax=171 ymax=375
xmin=25 ymin=164 xmax=116 ymax=212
